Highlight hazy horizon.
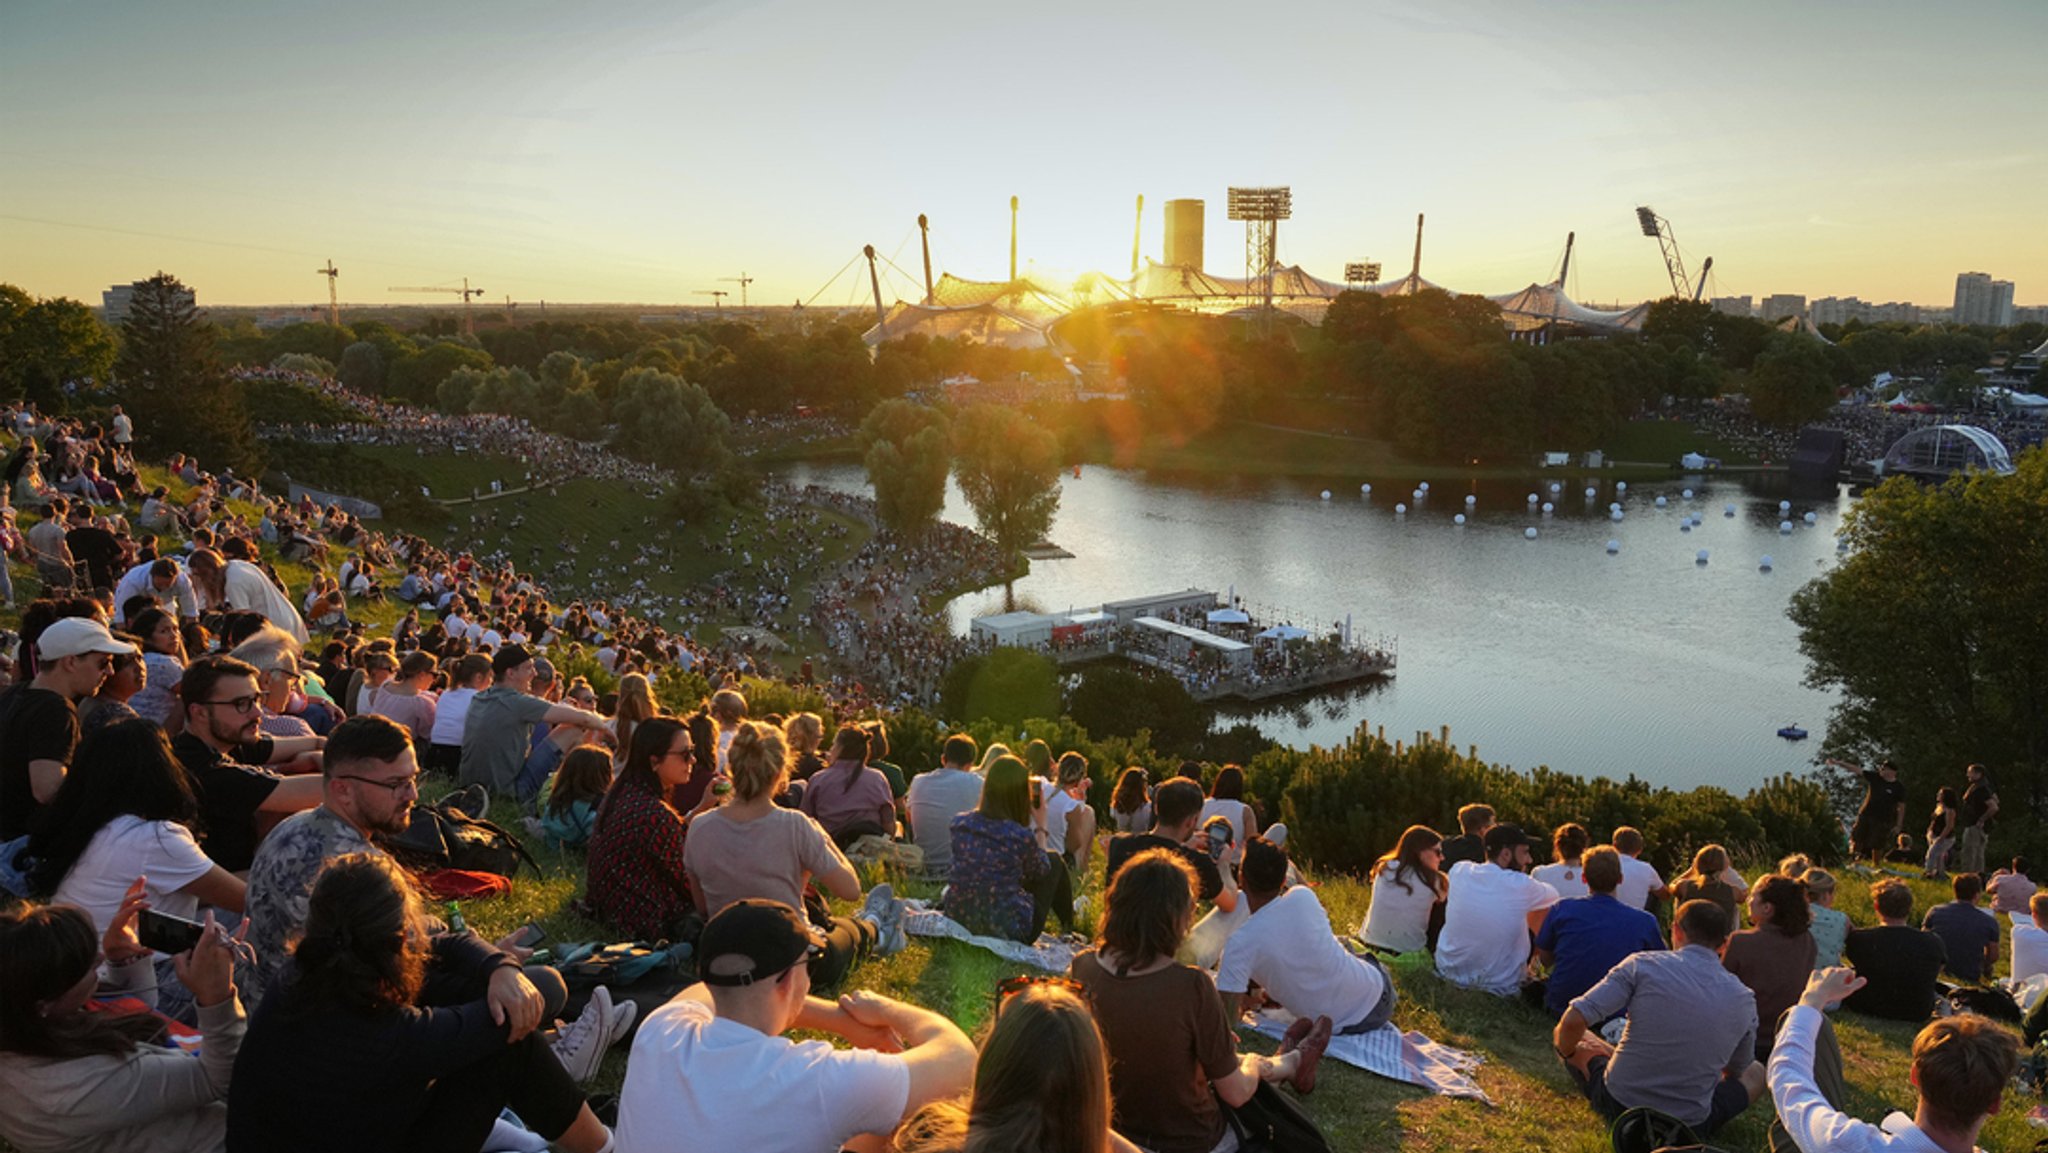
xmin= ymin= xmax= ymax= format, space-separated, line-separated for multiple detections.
xmin=5 ymin=0 xmax=2044 ymax=310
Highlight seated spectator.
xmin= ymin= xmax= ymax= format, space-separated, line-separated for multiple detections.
xmin=1802 ymin=868 xmax=1850 ymax=970
xmin=170 ymin=655 xmax=324 ymax=874
xmin=0 ymin=889 xmax=244 ymax=1153
xmin=1884 ymin=834 xmax=1921 ymax=866
xmin=365 ymin=650 xmax=438 ymax=747
xmin=1722 ymin=873 xmax=1818 ymax=1060
xmin=610 ymin=672 xmax=657 ymax=769
xmin=1196 ymin=764 xmax=1256 ymax=849
xmin=903 ymin=732 xmax=983 ymax=875
xmin=1554 ymin=899 xmax=1764 ymax=1136
xmin=1612 ymin=826 xmax=1673 ymax=912
xmin=616 ymin=900 xmax=975 ymax=1153
xmin=946 ymin=754 xmax=1073 ymax=943
xmin=1534 ymin=845 xmax=1665 ymax=1018
xmin=1436 ymin=824 xmax=1561 ymax=996
xmin=1043 ymin=750 xmax=1099 ymax=871
xmin=861 ymin=718 xmax=909 ymax=805
xmin=1843 ymin=879 xmax=1947 ymax=1021
xmin=2012 ymin=892 xmax=2048 ymax=985
xmin=227 ymin=853 xmax=614 ymax=1153
xmin=1102 ymin=777 xmax=1235 ymax=912
xmin=782 ymin=711 xmax=826 ymax=781
xmin=1439 ymin=803 xmax=1493 ymax=866
xmin=460 ymin=644 xmax=611 ymax=799
xmin=75 ymin=646 xmax=145 ymax=734
xmin=586 ymin=717 xmax=717 ymax=940
xmin=538 ymin=744 xmax=610 ymax=850
xmin=684 ymin=720 xmax=902 ymax=984
xmin=424 ymin=653 xmax=492 ymax=775
xmin=0 ymin=613 xmax=129 ymax=841
xmin=1219 ymin=837 xmax=1393 ymax=1042
xmin=1771 ymin=968 xmax=2017 ymax=1153
xmin=1922 ymin=873 xmax=2000 ymax=983
xmin=891 ymin=981 xmax=1144 ymax=1153
xmin=30 ymin=720 xmax=247 ymax=1021
xmin=1361 ymin=824 xmax=1446 ymax=955
xmin=1531 ymin=822 xmax=1591 ymax=899
xmin=1987 ymin=856 xmax=2037 ymax=916
xmin=1071 ymin=850 xmax=1309 ymax=1153
xmin=1108 ymin=765 xmax=1152 ymax=834
xmin=1672 ymin=844 xmax=1743 ymax=924
xmin=798 ymin=724 xmax=899 ymax=849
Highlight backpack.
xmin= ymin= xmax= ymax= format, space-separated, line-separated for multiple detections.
xmin=1610 ymin=1108 xmax=1700 ymax=1153
xmin=379 ymin=797 xmax=539 ymax=879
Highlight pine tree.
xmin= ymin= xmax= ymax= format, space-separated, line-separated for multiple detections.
xmin=115 ymin=272 xmax=263 ymax=474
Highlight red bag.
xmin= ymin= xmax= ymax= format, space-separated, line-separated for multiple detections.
xmin=414 ymin=868 xmax=512 ymax=901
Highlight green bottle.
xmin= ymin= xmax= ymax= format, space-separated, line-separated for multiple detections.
xmin=446 ymin=901 xmax=467 ymax=934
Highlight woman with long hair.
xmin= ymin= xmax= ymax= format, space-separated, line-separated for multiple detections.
xmin=611 ymin=672 xmax=656 ymax=768
xmin=585 ymin=716 xmax=718 ymax=939
xmin=128 ymin=605 xmax=186 ymax=730
xmin=783 ymin=711 xmax=825 ymax=780
xmin=684 ymin=721 xmax=902 ymax=985
xmin=1924 ymin=785 xmax=1960 ymax=878
xmin=31 ymin=720 xmax=246 ymax=1022
xmin=799 ymin=723 xmax=898 ymax=848
xmin=894 ymin=983 xmax=1142 ymax=1153
xmin=0 ymin=886 xmax=245 ymax=1153
xmin=1109 ymin=767 xmax=1152 ymax=835
xmin=226 ymin=854 xmax=613 ymax=1153
xmin=948 ymin=755 xmax=1073 ymax=943
xmin=1721 ymin=873 xmax=1817 ymax=1061
xmin=1069 ymin=850 xmax=1303 ymax=1153
xmin=1672 ymin=845 xmax=1743 ymax=924
xmin=1361 ymin=825 xmax=1447 ymax=955
xmin=1197 ymin=765 xmax=1256 ymax=848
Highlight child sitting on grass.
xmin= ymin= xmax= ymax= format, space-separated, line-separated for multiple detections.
xmin=540 ymin=745 xmax=612 ymax=850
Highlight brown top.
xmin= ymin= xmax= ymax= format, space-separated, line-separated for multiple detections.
xmin=1071 ymin=950 xmax=1238 ymax=1153
xmin=1673 ymin=877 xmax=1741 ymax=924
xmin=1722 ymin=924 xmax=1818 ymax=1059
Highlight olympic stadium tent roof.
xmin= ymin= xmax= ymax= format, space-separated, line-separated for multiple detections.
xmin=1486 ymin=283 xmax=1651 ymax=335
xmin=861 ymin=274 xmax=1072 ymax=347
xmin=1880 ymin=424 xmax=2015 ymax=477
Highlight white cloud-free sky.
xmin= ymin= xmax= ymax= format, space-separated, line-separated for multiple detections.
xmin=3 ymin=0 xmax=2042 ymax=309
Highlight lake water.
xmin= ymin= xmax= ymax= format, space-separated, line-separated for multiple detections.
xmin=776 ymin=461 xmax=1848 ymax=794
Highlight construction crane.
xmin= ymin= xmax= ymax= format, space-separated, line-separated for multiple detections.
xmin=1691 ymin=257 xmax=1714 ymax=303
xmin=1634 ymin=206 xmax=1694 ymax=301
xmin=388 ymin=277 xmax=485 ymax=336
xmin=719 ymin=272 xmax=754 ymax=308
xmin=693 ymin=289 xmax=729 ymax=314
xmin=315 ymin=260 xmax=340 ymax=327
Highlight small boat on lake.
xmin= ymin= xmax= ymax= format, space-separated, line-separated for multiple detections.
xmin=1777 ymin=724 xmax=1809 ymax=741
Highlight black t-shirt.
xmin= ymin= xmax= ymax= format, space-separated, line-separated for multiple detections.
xmin=1843 ymin=925 xmax=1947 ymax=1021
xmin=1961 ymin=780 xmax=1996 ymax=828
xmin=172 ymin=732 xmax=283 ymax=873
xmin=1855 ymin=771 xmax=1906 ymax=825
xmin=65 ymin=525 xmax=124 ymax=589
xmin=1103 ymin=832 xmax=1224 ymax=902
xmin=1441 ymin=833 xmax=1485 ymax=866
xmin=0 ymin=687 xmax=78 ymax=840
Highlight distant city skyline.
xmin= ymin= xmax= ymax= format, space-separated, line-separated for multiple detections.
xmin=4 ymin=1 xmax=2044 ymax=310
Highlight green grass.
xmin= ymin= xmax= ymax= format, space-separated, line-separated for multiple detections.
xmin=1598 ymin=419 xmax=1762 ymax=468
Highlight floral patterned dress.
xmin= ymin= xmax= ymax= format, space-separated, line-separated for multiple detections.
xmin=585 ymin=784 xmax=693 ymax=939
xmin=946 ymin=810 xmax=1048 ymax=942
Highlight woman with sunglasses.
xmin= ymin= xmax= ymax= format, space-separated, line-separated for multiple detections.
xmin=1069 ymin=850 xmax=1302 ymax=1153
xmin=585 ymin=717 xmax=721 ymax=940
xmin=894 ymin=980 xmax=1142 ymax=1153
xmin=1361 ymin=825 xmax=1448 ymax=955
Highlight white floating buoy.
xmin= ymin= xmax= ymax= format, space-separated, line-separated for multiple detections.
xmin=1760 ymin=555 xmax=1774 ymax=570
xmin=1803 ymin=511 xmax=1818 ymax=524
xmin=1616 ymin=481 xmax=1628 ymax=492
xmin=1320 ymin=490 xmax=1331 ymax=501
xmin=1585 ymin=487 xmax=1597 ymax=499
xmin=1606 ymin=539 xmax=1620 ymax=553
xmin=1779 ymin=500 xmax=1792 ymax=512
xmin=1542 ymin=502 xmax=1554 ymax=514
xmin=1418 ymin=482 xmax=1430 ymax=492
xmin=1360 ymin=483 xmax=1371 ymax=494
xmin=1528 ymin=493 xmax=1539 ymax=504
xmin=1454 ymin=513 xmax=1466 ymax=525
xmin=1609 ymin=502 xmax=1622 ymax=513
xmin=1779 ymin=520 xmax=1794 ymax=534
xmin=1682 ymin=521 xmax=1692 ymax=533
xmin=1697 ymin=549 xmax=1710 ymax=564
xmin=1682 ymin=488 xmax=1694 ymax=500
xmin=1465 ymin=494 xmax=1477 ymax=506
xmin=1692 ymin=514 xmax=1703 ymax=526
xmin=1611 ymin=510 xmax=1624 ymax=521
xmin=1549 ymin=483 xmax=1561 ymax=493
xmin=1525 ymin=527 xmax=1539 ymax=539
xmin=1395 ymin=503 xmax=1407 ymax=514
xmin=1412 ymin=490 xmax=1424 ymax=501
xmin=1724 ymin=503 xmax=1736 ymax=517
xmin=1655 ymin=495 xmax=1668 ymax=507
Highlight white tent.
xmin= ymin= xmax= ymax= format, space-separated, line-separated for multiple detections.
xmin=1256 ymin=624 xmax=1311 ymax=641
xmin=1206 ymin=608 xmax=1251 ymax=625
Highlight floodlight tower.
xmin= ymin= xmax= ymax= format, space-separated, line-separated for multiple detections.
xmin=316 ymin=260 xmax=340 ymax=326
xmin=1635 ymin=205 xmax=1691 ymax=300
xmin=1344 ymin=260 xmax=1382 ymax=290
xmin=1227 ymin=186 xmax=1291 ymax=319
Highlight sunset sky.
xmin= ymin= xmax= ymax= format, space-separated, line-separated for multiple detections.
xmin=4 ymin=0 xmax=2042 ymax=311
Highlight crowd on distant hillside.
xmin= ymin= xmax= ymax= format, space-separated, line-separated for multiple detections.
xmin=1669 ymin=396 xmax=2046 ymax=466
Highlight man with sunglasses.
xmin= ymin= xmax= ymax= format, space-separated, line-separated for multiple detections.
xmin=618 ymin=900 xmax=974 ymax=1153
xmin=0 ymin=616 xmax=132 ymax=840
xmin=171 ymin=655 xmax=324 ymax=875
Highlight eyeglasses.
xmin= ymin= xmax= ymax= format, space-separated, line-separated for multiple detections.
xmin=997 ymin=974 xmax=1085 ymax=1005
xmin=204 ymin=696 xmax=260 ymax=713
xmin=337 ymin=773 xmax=420 ymax=795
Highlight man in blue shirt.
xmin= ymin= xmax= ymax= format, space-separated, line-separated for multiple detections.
xmin=1535 ymin=845 xmax=1668 ymax=1017
xmin=1922 ymin=872 xmax=2001 ymax=982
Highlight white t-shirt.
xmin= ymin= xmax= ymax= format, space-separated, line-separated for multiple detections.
xmin=52 ymin=816 xmax=215 ymax=942
xmin=616 ymin=995 xmax=910 ymax=1152
xmin=1532 ymin=861 xmax=1590 ymax=900
xmin=1044 ymin=787 xmax=1086 ymax=851
xmin=1218 ymin=886 xmax=1384 ymax=1027
xmin=2012 ymin=914 xmax=2048 ymax=984
xmin=430 ymin=687 xmax=480 ymax=746
xmin=1615 ymin=855 xmax=1666 ymax=912
xmin=905 ymin=767 xmax=983 ymax=873
xmin=1199 ymin=798 xmax=1255 ymax=848
xmin=1362 ymin=864 xmax=1441 ymax=954
xmin=1435 ymin=861 xmax=1560 ymax=996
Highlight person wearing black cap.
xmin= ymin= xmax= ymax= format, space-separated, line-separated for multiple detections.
xmin=1435 ymin=823 xmax=1561 ymax=997
xmin=616 ymin=900 xmax=974 ymax=1152
xmin=458 ymin=644 xmax=611 ymax=795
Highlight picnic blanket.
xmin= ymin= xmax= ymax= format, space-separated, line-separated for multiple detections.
xmin=1248 ymin=1009 xmax=1493 ymax=1103
xmin=901 ymin=899 xmax=1083 ymax=974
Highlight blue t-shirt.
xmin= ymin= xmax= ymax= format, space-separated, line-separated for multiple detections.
xmin=1536 ymin=892 xmax=1667 ymax=1016
xmin=1922 ymin=902 xmax=2000 ymax=981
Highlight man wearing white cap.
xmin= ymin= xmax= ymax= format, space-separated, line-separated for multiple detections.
xmin=0 ymin=617 xmax=136 ymax=839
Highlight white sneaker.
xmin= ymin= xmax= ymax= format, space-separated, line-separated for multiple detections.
xmin=606 ymin=994 xmax=639 ymax=1050
xmin=550 ymin=985 xmax=613 ymax=1085
xmin=860 ymin=883 xmax=908 ymax=957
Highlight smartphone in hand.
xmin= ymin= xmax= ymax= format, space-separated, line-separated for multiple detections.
xmin=137 ymin=908 xmax=206 ymax=954
xmin=506 ymin=922 xmax=547 ymax=950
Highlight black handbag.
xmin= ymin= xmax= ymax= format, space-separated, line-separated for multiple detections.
xmin=1220 ymin=1081 xmax=1333 ymax=1153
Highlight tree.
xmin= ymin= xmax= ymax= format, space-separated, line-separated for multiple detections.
xmin=609 ymin=367 xmax=731 ymax=472
xmin=270 ymin=352 xmax=334 ymax=377
xmin=940 ymin=647 xmax=1060 ymax=729
xmin=1746 ymin=332 xmax=1837 ymax=428
xmin=1789 ymin=450 xmax=2048 ymax=854
xmin=858 ymin=400 xmax=952 ymax=535
xmin=0 ymin=285 xmax=116 ymax=408
xmin=114 ymin=272 xmax=262 ymax=473
xmin=385 ymin=340 xmax=492 ymax=406
xmin=337 ymin=340 xmax=384 ymax=394
xmin=554 ymin=387 xmax=605 ymax=442
xmin=1066 ymin=665 xmax=1206 ymax=750
xmin=952 ymin=404 xmax=1061 ymax=564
